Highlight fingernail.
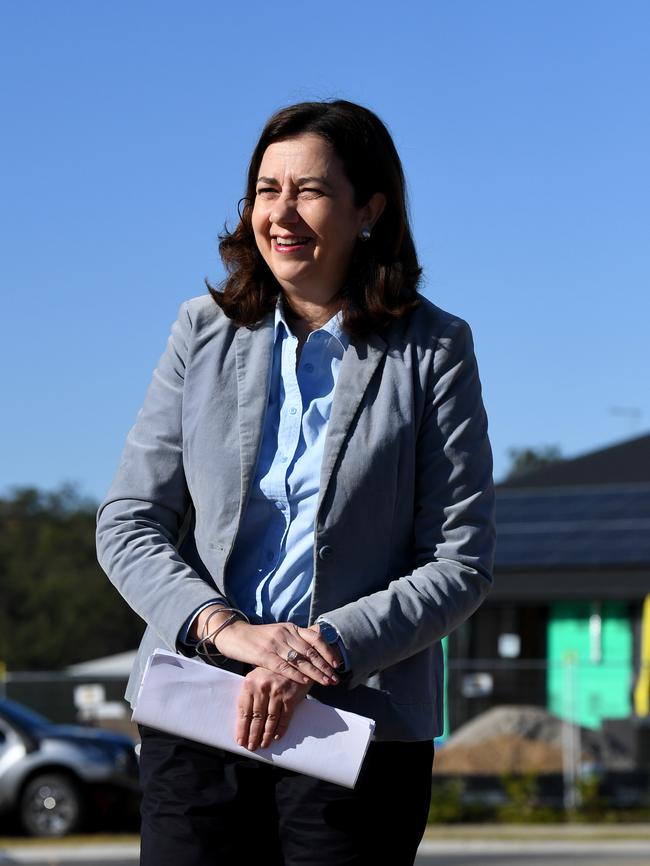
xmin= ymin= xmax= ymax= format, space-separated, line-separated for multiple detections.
xmin=237 ymin=739 xmax=244 ymax=747
xmin=330 ymin=675 xmax=339 ymax=684
xmin=248 ymin=741 xmax=256 ymax=751
xmin=274 ymin=734 xmax=280 ymax=740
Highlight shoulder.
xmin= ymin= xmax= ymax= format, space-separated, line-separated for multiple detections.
xmin=174 ymin=293 xmax=240 ymax=344
xmin=179 ymin=293 xmax=227 ymax=327
xmin=407 ymin=295 xmax=470 ymax=339
xmin=385 ymin=295 xmax=474 ymax=354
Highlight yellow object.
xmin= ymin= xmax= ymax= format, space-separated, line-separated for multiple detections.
xmin=633 ymin=594 xmax=650 ymax=717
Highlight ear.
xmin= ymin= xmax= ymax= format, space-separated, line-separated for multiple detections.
xmin=362 ymin=192 xmax=387 ymax=230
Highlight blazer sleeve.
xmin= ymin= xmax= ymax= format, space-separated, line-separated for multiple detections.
xmin=96 ymin=302 xmax=228 ymax=650
xmin=322 ymin=318 xmax=496 ymax=689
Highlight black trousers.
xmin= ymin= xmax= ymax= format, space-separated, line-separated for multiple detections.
xmin=139 ymin=724 xmax=433 ymax=866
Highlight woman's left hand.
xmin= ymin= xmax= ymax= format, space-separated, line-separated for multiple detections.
xmin=236 ymin=667 xmax=312 ymax=752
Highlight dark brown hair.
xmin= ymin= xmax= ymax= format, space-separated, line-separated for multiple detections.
xmin=206 ymin=99 xmax=422 ymax=337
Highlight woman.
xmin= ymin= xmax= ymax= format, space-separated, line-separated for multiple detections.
xmin=97 ymin=99 xmax=495 ymax=866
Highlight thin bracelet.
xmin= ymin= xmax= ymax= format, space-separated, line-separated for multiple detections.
xmin=196 ymin=639 xmax=226 ymax=666
xmin=199 ymin=606 xmax=249 ymax=640
xmin=196 ymin=614 xmax=238 ymax=665
xmin=196 ymin=607 xmax=249 ymax=666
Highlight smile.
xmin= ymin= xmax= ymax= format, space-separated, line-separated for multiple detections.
xmin=272 ymin=236 xmax=312 ymax=253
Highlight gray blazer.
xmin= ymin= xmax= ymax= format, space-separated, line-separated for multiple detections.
xmin=96 ymin=293 xmax=495 ymax=741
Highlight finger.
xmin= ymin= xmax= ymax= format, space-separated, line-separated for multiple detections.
xmin=235 ymin=690 xmax=254 ymax=748
xmin=247 ymin=696 xmax=269 ymax=752
xmin=286 ymin=636 xmax=339 ymax=685
xmin=263 ymin=650 xmax=312 ymax=685
xmin=296 ymin=626 xmax=343 ymax=671
xmin=260 ymin=695 xmax=283 ymax=749
xmin=289 ymin=628 xmax=338 ymax=683
xmin=273 ymin=697 xmax=298 ymax=742
xmin=275 ymin=656 xmax=332 ymax=686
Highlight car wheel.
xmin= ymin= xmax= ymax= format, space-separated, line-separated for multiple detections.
xmin=19 ymin=772 xmax=84 ymax=837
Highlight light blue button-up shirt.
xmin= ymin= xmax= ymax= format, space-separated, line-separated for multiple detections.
xmin=179 ymin=301 xmax=349 ymax=647
xmin=225 ymin=301 xmax=348 ymax=625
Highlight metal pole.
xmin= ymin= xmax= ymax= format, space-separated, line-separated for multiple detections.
xmin=561 ymin=653 xmax=580 ymax=811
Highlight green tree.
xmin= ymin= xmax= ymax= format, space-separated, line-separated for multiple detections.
xmin=504 ymin=445 xmax=562 ymax=480
xmin=0 ymin=484 xmax=144 ymax=670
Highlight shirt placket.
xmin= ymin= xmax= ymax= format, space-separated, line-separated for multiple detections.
xmin=255 ymin=330 xmax=304 ymax=617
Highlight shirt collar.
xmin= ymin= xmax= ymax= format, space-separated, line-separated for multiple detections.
xmin=274 ymin=298 xmax=349 ymax=351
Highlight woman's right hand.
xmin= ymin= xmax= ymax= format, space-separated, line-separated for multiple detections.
xmin=191 ymin=605 xmax=341 ymax=687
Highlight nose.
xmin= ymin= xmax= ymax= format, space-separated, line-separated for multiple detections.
xmin=270 ymin=190 xmax=299 ymax=225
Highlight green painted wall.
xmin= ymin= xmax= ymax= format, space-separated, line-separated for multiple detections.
xmin=435 ymin=636 xmax=449 ymax=743
xmin=547 ymin=601 xmax=632 ymax=729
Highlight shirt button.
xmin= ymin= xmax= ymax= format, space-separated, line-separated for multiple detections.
xmin=304 ymin=363 xmax=314 ymax=373
xmin=275 ymin=501 xmax=283 ymax=509
xmin=290 ymin=407 xmax=298 ymax=415
xmin=318 ymin=545 xmax=333 ymax=561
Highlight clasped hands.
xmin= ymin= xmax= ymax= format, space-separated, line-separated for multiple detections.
xmin=190 ymin=604 xmax=344 ymax=752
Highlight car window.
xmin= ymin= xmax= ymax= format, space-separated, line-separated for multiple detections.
xmin=0 ymin=699 xmax=51 ymax=733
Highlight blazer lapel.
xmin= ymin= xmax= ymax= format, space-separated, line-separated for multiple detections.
xmin=317 ymin=331 xmax=388 ymax=515
xmin=235 ymin=317 xmax=275 ymax=516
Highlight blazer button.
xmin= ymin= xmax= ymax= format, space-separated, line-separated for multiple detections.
xmin=318 ymin=545 xmax=333 ymax=561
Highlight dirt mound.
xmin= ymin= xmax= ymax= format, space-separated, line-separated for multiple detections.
xmin=433 ymin=705 xmax=634 ymax=774
xmin=433 ymin=732 xmax=563 ymax=774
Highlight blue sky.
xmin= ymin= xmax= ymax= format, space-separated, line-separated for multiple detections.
xmin=2 ymin=0 xmax=648 ymax=500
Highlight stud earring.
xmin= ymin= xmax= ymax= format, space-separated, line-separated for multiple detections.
xmin=358 ymin=226 xmax=371 ymax=242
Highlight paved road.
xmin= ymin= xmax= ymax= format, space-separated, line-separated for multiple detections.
xmin=416 ymin=840 xmax=650 ymax=866
xmin=2 ymin=857 xmax=649 ymax=865
xmin=0 ymin=854 xmax=135 ymax=866
xmin=0 ymin=844 xmax=137 ymax=865
xmin=3 ymin=840 xmax=650 ymax=866
xmin=419 ymin=857 xmax=650 ymax=866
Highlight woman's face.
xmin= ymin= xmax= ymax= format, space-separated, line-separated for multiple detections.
xmin=252 ymin=133 xmax=373 ymax=305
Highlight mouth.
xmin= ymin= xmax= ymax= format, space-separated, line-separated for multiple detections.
xmin=272 ymin=235 xmax=313 ymax=253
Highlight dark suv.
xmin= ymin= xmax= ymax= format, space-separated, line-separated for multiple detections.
xmin=0 ymin=698 xmax=139 ymax=836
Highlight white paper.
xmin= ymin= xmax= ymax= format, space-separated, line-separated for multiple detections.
xmin=132 ymin=649 xmax=375 ymax=788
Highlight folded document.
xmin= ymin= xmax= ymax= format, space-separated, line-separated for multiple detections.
xmin=132 ymin=649 xmax=375 ymax=788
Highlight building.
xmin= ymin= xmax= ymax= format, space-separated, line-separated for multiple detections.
xmin=446 ymin=432 xmax=650 ymax=735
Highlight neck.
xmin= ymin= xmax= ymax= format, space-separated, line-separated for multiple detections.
xmin=281 ymin=294 xmax=340 ymax=333
xmin=280 ymin=294 xmax=341 ymax=355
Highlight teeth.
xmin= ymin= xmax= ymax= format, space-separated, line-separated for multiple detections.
xmin=275 ymin=237 xmax=309 ymax=245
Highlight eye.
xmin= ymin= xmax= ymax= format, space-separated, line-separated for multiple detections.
xmin=299 ymin=188 xmax=323 ymax=197
xmin=256 ymin=187 xmax=278 ymax=196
